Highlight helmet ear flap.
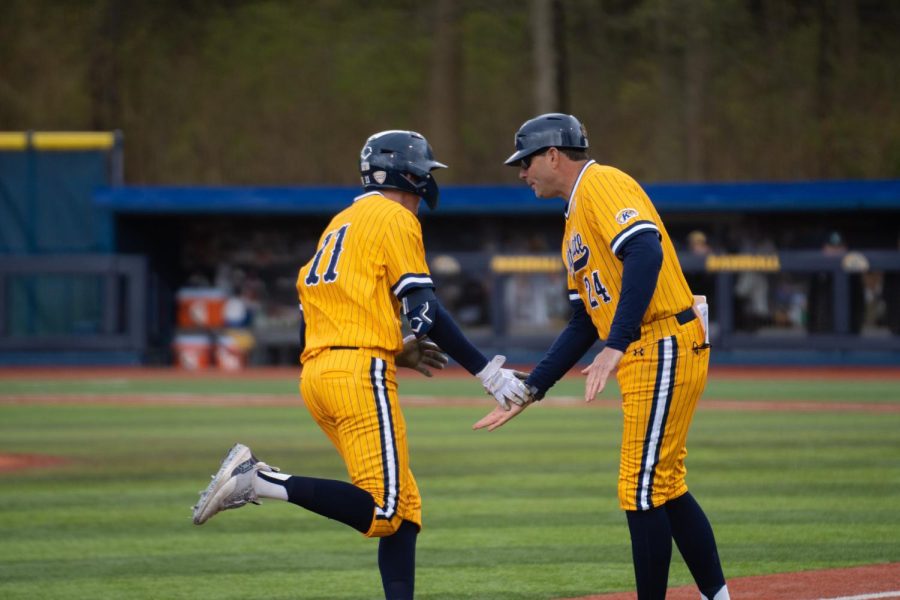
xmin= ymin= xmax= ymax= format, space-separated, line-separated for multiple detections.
xmin=419 ymin=174 xmax=439 ymax=210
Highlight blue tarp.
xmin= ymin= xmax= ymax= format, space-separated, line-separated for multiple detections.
xmin=93 ymin=180 xmax=900 ymax=216
xmin=1 ymin=151 xmax=114 ymax=253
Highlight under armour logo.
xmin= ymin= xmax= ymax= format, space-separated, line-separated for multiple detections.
xmin=410 ymin=318 xmax=423 ymax=333
xmin=632 ymin=348 xmax=644 ymax=357
xmin=409 ymin=302 xmax=432 ymax=334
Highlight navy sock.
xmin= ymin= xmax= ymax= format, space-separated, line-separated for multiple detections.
xmin=626 ymin=506 xmax=673 ymax=600
xmin=666 ymin=492 xmax=726 ymax=598
xmin=268 ymin=474 xmax=375 ymax=534
xmin=378 ymin=520 xmax=418 ymax=600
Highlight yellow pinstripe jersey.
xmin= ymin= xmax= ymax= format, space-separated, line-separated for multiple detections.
xmin=563 ymin=161 xmax=694 ymax=342
xmin=297 ymin=192 xmax=432 ymax=363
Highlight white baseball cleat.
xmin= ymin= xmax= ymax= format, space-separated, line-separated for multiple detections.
xmin=192 ymin=443 xmax=279 ymax=525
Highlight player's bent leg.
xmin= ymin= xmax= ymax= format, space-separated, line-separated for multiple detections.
xmin=665 ymin=492 xmax=728 ymax=600
xmin=301 ymin=350 xmax=423 ymax=538
xmin=330 ymin=354 xmax=422 ymax=536
xmin=248 ymin=462 xmax=414 ymax=538
xmin=258 ymin=471 xmax=378 ymax=534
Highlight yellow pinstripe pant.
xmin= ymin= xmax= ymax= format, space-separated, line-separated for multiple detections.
xmin=300 ymin=347 xmax=422 ymax=537
xmin=617 ymin=317 xmax=709 ymax=511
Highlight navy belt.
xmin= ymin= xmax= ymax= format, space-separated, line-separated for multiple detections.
xmin=328 ymin=346 xmax=359 ymax=350
xmin=675 ymin=307 xmax=696 ymax=325
xmin=629 ymin=307 xmax=696 ymax=343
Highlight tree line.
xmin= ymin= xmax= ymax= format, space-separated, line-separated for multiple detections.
xmin=2 ymin=0 xmax=898 ymax=185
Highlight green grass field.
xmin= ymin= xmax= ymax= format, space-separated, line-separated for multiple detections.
xmin=1 ymin=370 xmax=899 ymax=599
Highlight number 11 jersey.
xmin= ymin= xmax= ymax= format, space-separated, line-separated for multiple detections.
xmin=296 ymin=192 xmax=433 ymax=363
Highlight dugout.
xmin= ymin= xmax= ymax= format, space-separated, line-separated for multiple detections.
xmin=94 ymin=182 xmax=900 ymax=366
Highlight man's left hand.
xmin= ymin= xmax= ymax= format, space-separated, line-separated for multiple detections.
xmin=581 ymin=346 xmax=624 ymax=402
xmin=395 ymin=335 xmax=449 ymax=377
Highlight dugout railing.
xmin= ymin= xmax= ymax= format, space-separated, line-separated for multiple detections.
xmin=0 ymin=255 xmax=147 ymax=364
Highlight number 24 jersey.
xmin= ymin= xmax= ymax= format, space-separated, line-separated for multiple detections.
xmin=563 ymin=161 xmax=694 ymax=341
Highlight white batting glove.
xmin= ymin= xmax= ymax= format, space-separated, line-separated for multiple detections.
xmin=475 ymin=355 xmax=530 ymax=411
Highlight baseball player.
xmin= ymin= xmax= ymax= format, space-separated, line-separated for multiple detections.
xmin=475 ymin=114 xmax=729 ymax=600
xmin=192 ymin=130 xmax=529 ymax=600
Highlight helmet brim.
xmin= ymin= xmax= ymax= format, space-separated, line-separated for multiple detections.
xmin=505 ymin=113 xmax=589 ymax=166
xmin=406 ymin=160 xmax=448 ymax=179
xmin=504 ymin=148 xmax=543 ymax=167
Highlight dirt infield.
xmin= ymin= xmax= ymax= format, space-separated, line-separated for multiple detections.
xmin=558 ymin=562 xmax=900 ymax=600
xmin=2 ymin=393 xmax=899 ymax=415
xmin=0 ymin=453 xmax=69 ymax=472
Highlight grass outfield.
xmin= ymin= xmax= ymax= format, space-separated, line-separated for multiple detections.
xmin=0 ymin=370 xmax=899 ymax=599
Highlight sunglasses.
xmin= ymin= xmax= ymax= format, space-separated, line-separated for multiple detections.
xmin=520 ymin=148 xmax=550 ymax=169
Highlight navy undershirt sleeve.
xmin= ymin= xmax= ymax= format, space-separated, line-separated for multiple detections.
xmin=525 ymin=301 xmax=599 ymax=399
xmin=425 ymin=302 xmax=489 ymax=375
xmin=604 ymin=230 xmax=663 ymax=352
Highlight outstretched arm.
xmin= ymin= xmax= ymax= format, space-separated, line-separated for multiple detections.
xmin=524 ymin=301 xmax=599 ymax=399
xmin=401 ymin=287 xmax=530 ymax=409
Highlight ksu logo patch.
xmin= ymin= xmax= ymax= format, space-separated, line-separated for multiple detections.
xmin=616 ymin=208 xmax=639 ymax=224
xmin=566 ymin=233 xmax=591 ymax=274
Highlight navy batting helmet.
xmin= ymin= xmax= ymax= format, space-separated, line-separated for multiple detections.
xmin=504 ymin=113 xmax=589 ymax=166
xmin=360 ymin=130 xmax=447 ymax=210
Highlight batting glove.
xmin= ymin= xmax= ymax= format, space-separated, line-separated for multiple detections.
xmin=476 ymin=355 xmax=530 ymax=410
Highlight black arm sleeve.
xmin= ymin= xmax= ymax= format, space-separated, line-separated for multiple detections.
xmin=524 ymin=301 xmax=599 ymax=399
xmin=604 ymin=230 xmax=663 ymax=351
xmin=400 ymin=286 xmax=488 ymax=375
xmin=426 ymin=303 xmax=489 ymax=375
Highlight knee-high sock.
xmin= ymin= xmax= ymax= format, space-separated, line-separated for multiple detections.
xmin=626 ymin=506 xmax=673 ymax=600
xmin=256 ymin=471 xmax=375 ymax=534
xmin=378 ymin=520 xmax=418 ymax=600
xmin=666 ymin=492 xmax=728 ymax=599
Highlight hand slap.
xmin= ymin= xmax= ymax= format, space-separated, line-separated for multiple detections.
xmin=476 ymin=355 xmax=530 ymax=410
